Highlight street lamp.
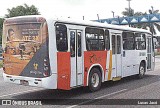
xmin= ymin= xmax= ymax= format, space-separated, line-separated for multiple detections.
xmin=127 ymin=0 xmax=131 ymax=27
xmin=151 ymin=6 xmax=154 ymax=13
xmin=126 ymin=0 xmax=131 ymax=16
xmin=111 ymin=11 xmax=115 ymax=18
xmin=97 ymin=14 xmax=100 ymax=21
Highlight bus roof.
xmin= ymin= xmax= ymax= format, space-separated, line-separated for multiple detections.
xmin=5 ymin=15 xmax=151 ymax=34
xmin=54 ymin=18 xmax=151 ymax=34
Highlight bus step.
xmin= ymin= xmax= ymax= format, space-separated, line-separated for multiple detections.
xmin=112 ymin=76 xmax=122 ymax=81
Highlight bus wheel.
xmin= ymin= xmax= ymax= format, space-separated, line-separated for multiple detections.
xmin=88 ymin=68 xmax=102 ymax=92
xmin=138 ymin=63 xmax=145 ymax=79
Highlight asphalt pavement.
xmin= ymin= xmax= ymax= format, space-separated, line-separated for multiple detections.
xmin=0 ymin=57 xmax=160 ymax=107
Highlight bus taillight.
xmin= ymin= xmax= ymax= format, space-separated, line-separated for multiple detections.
xmin=43 ymin=58 xmax=49 ymax=76
xmin=43 ymin=71 xmax=49 ymax=77
xmin=44 ymin=58 xmax=48 ymax=66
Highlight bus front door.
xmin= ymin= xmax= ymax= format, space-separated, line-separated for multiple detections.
xmin=112 ymin=34 xmax=122 ymax=80
xmin=70 ymin=30 xmax=83 ymax=87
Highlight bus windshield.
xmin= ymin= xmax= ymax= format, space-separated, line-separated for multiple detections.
xmin=6 ymin=23 xmax=41 ymax=41
xmin=3 ymin=23 xmax=44 ymax=55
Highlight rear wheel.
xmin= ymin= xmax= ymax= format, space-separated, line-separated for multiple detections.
xmin=88 ymin=68 xmax=102 ymax=92
xmin=137 ymin=63 xmax=145 ymax=79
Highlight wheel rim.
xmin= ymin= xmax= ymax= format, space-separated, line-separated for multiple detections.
xmin=140 ymin=66 xmax=144 ymax=75
xmin=91 ymin=73 xmax=99 ymax=88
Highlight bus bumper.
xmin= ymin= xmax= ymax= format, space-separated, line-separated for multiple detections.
xmin=3 ymin=73 xmax=57 ymax=89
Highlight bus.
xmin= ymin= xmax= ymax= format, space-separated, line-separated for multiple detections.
xmin=2 ymin=15 xmax=155 ymax=92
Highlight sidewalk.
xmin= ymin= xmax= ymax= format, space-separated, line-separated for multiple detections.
xmin=155 ymin=55 xmax=160 ymax=58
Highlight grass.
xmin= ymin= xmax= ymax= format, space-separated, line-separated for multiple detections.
xmin=0 ymin=60 xmax=3 ymax=68
xmin=155 ymin=51 xmax=160 ymax=56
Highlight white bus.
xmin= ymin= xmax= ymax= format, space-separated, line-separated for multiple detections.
xmin=2 ymin=15 xmax=155 ymax=92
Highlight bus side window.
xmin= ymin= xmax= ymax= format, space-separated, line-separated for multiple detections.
xmin=78 ymin=32 xmax=82 ymax=57
xmin=122 ymin=32 xmax=135 ymax=50
xmin=56 ymin=24 xmax=68 ymax=52
xmin=85 ymin=27 xmax=105 ymax=51
xmin=112 ymin=35 xmax=115 ymax=54
xmin=105 ymin=30 xmax=110 ymax=50
xmin=135 ymin=33 xmax=146 ymax=50
xmin=70 ymin=31 xmax=75 ymax=57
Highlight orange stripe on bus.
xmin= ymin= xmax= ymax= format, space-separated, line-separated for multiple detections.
xmin=84 ymin=51 xmax=107 ymax=86
xmin=57 ymin=52 xmax=71 ymax=90
xmin=108 ymin=50 xmax=112 ymax=80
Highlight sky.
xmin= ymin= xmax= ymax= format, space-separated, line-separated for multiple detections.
xmin=0 ymin=0 xmax=160 ymax=20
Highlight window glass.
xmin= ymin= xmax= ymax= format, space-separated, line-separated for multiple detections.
xmin=122 ymin=32 xmax=135 ymax=50
xmin=85 ymin=27 xmax=105 ymax=51
xmin=117 ymin=35 xmax=121 ymax=54
xmin=4 ymin=23 xmax=44 ymax=56
xmin=135 ymin=33 xmax=146 ymax=50
xmin=112 ymin=35 xmax=115 ymax=54
xmin=70 ymin=31 xmax=75 ymax=57
xmin=105 ymin=30 xmax=110 ymax=50
xmin=78 ymin=32 xmax=81 ymax=57
xmin=56 ymin=24 xmax=68 ymax=51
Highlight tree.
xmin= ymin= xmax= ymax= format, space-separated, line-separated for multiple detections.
xmin=0 ymin=18 xmax=4 ymax=44
xmin=0 ymin=4 xmax=40 ymax=44
xmin=135 ymin=9 xmax=160 ymax=35
xmin=122 ymin=8 xmax=148 ymax=17
xmin=5 ymin=3 xmax=40 ymax=18
xmin=122 ymin=8 xmax=134 ymax=17
xmin=122 ymin=8 xmax=160 ymax=35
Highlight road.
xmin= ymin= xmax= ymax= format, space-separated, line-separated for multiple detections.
xmin=0 ymin=57 xmax=160 ymax=108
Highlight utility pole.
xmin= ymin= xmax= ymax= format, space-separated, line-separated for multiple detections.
xmin=97 ymin=14 xmax=100 ymax=22
xmin=151 ymin=6 xmax=154 ymax=13
xmin=127 ymin=0 xmax=131 ymax=27
xmin=127 ymin=0 xmax=131 ymax=16
xmin=111 ymin=11 xmax=115 ymax=18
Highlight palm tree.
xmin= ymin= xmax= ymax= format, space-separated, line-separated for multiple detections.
xmin=122 ymin=8 xmax=134 ymax=16
xmin=122 ymin=8 xmax=160 ymax=35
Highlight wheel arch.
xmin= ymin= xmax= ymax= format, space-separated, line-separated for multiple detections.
xmin=86 ymin=64 xmax=104 ymax=86
xmin=140 ymin=60 xmax=147 ymax=72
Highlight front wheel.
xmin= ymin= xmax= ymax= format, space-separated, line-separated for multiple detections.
xmin=137 ymin=63 xmax=145 ymax=79
xmin=88 ymin=68 xmax=102 ymax=92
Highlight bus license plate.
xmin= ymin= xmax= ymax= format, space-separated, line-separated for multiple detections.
xmin=20 ymin=80 xmax=29 ymax=86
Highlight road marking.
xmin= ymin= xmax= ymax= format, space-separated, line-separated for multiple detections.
xmin=0 ymin=88 xmax=44 ymax=98
xmin=66 ymin=89 xmax=127 ymax=108
xmin=95 ymin=89 xmax=127 ymax=99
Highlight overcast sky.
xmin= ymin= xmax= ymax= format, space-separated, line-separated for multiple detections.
xmin=0 ymin=0 xmax=160 ymax=20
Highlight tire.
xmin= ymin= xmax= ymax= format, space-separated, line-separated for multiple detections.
xmin=137 ymin=63 xmax=145 ymax=79
xmin=88 ymin=68 xmax=102 ymax=92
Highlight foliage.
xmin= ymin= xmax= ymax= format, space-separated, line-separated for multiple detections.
xmin=5 ymin=3 xmax=40 ymax=18
xmin=122 ymin=8 xmax=160 ymax=35
xmin=0 ymin=18 xmax=4 ymax=44
xmin=0 ymin=60 xmax=3 ymax=68
xmin=122 ymin=8 xmax=134 ymax=17
xmin=155 ymin=50 xmax=160 ymax=55
xmin=0 ymin=4 xmax=40 ymax=44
